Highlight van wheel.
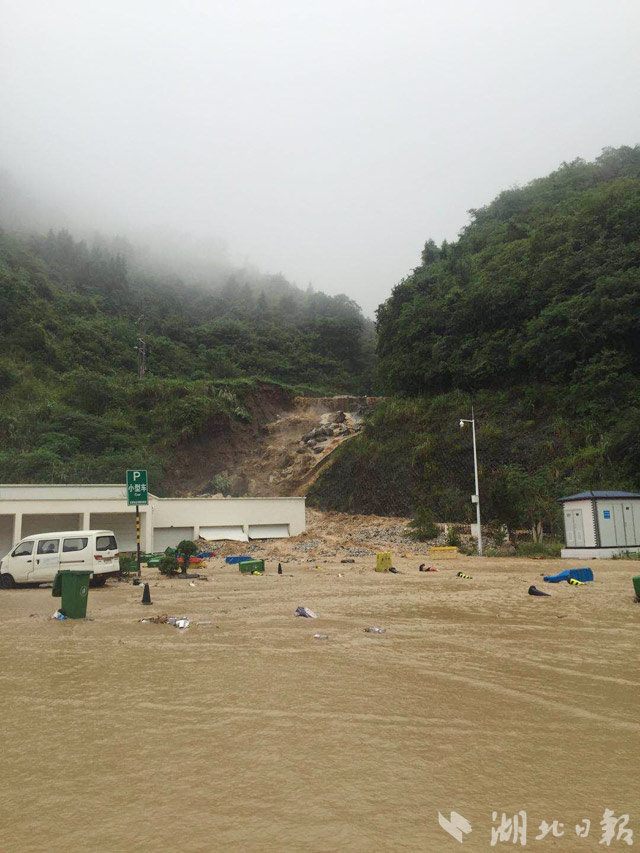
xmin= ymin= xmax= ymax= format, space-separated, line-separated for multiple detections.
xmin=90 ymin=576 xmax=107 ymax=588
xmin=0 ymin=574 xmax=15 ymax=590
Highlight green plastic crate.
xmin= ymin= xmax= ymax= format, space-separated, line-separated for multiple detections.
xmin=239 ymin=559 xmax=265 ymax=574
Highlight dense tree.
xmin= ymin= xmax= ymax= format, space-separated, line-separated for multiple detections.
xmin=0 ymin=226 xmax=376 ymax=488
xmin=311 ymin=147 xmax=640 ymax=536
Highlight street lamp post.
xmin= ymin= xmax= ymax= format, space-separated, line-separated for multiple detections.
xmin=459 ymin=407 xmax=483 ymax=556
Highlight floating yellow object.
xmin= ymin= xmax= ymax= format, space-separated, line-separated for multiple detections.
xmin=430 ymin=546 xmax=458 ymax=559
xmin=375 ymin=552 xmax=393 ymax=572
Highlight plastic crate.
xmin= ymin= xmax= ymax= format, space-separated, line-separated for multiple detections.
xmin=239 ymin=559 xmax=265 ymax=574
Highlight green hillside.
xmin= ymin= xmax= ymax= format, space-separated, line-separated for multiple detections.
xmin=309 ymin=146 xmax=640 ymax=537
xmin=0 ymin=228 xmax=375 ymax=489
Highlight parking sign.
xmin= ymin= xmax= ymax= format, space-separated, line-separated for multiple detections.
xmin=126 ymin=469 xmax=149 ymax=506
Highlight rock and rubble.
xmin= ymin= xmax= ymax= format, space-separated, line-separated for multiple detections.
xmin=189 ymin=397 xmax=379 ymax=499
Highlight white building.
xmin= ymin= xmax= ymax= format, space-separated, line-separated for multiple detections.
xmin=559 ymin=490 xmax=640 ymax=558
xmin=0 ymin=484 xmax=305 ymax=556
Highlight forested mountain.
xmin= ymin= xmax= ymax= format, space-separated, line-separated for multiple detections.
xmin=309 ymin=147 xmax=640 ymax=537
xmin=0 ymin=227 xmax=375 ymax=487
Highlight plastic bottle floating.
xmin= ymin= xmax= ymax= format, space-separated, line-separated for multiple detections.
xmin=457 ymin=572 xmax=472 ymax=579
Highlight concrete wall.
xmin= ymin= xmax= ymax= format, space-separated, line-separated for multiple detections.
xmin=0 ymin=485 xmax=305 ymax=553
xmin=90 ymin=512 xmax=150 ymax=553
xmin=153 ymin=527 xmax=195 ymax=551
xmin=152 ymin=497 xmax=306 ymax=539
xmin=22 ymin=513 xmax=83 ymax=537
xmin=0 ymin=515 xmax=13 ymax=558
xmin=561 ymin=546 xmax=634 ymax=559
xmin=0 ymin=485 xmax=130 ymax=501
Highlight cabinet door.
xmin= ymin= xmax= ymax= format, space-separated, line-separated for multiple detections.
xmin=599 ymin=504 xmax=616 ymax=546
xmin=573 ymin=509 xmax=585 ymax=547
xmin=613 ymin=504 xmax=625 ymax=546
xmin=622 ymin=504 xmax=637 ymax=547
xmin=564 ymin=510 xmax=575 ymax=547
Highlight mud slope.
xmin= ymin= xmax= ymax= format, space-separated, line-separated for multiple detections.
xmin=164 ymin=384 xmax=380 ymax=497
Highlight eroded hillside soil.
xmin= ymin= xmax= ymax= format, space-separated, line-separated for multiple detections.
xmin=167 ymin=390 xmax=379 ymax=497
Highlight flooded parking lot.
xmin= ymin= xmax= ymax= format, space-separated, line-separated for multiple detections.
xmin=0 ymin=555 xmax=638 ymax=852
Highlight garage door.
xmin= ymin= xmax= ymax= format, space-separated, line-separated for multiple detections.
xmin=90 ymin=512 xmax=138 ymax=551
xmin=153 ymin=527 xmax=195 ymax=551
xmin=248 ymin=524 xmax=290 ymax=540
xmin=199 ymin=526 xmax=248 ymax=542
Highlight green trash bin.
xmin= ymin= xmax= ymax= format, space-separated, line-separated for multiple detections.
xmin=52 ymin=570 xmax=92 ymax=619
xmin=633 ymin=575 xmax=640 ymax=601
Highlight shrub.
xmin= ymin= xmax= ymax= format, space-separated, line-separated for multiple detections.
xmin=119 ymin=554 xmax=137 ymax=576
xmin=158 ymin=554 xmax=179 ymax=575
xmin=487 ymin=519 xmax=508 ymax=547
xmin=515 ymin=540 xmax=563 ymax=558
xmin=446 ymin=525 xmax=462 ymax=548
xmin=0 ymin=360 xmax=17 ymax=393
xmin=204 ymin=473 xmax=232 ymax=495
xmin=175 ymin=539 xmax=199 ymax=574
xmin=408 ymin=507 xmax=440 ymax=541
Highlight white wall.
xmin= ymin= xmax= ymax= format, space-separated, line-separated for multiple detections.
xmin=90 ymin=512 xmax=150 ymax=552
xmin=0 ymin=515 xmax=13 ymax=557
xmin=153 ymin=527 xmax=195 ymax=551
xmin=22 ymin=513 xmax=83 ymax=537
xmin=152 ymin=497 xmax=306 ymax=538
xmin=0 ymin=486 xmax=305 ymax=552
xmin=0 ymin=484 xmax=131 ymax=501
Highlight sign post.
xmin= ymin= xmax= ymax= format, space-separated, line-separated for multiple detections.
xmin=126 ymin=470 xmax=148 ymax=576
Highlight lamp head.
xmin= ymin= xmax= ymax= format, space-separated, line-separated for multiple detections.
xmin=459 ymin=419 xmax=465 ymax=428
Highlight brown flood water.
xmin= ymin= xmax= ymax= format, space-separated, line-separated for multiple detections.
xmin=0 ymin=556 xmax=638 ymax=852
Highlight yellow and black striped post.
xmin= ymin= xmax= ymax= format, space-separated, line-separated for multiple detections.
xmin=135 ymin=505 xmax=141 ymax=576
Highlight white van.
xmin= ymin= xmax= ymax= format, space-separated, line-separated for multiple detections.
xmin=0 ymin=530 xmax=119 ymax=589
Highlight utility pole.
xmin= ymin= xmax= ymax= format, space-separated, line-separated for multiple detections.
xmin=135 ymin=316 xmax=147 ymax=379
xmin=459 ymin=407 xmax=483 ymax=556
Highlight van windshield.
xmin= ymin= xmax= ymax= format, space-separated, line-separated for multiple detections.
xmin=96 ymin=535 xmax=117 ymax=551
xmin=13 ymin=541 xmax=34 ymax=557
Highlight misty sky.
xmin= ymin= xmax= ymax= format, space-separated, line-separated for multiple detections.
xmin=2 ymin=0 xmax=639 ymax=315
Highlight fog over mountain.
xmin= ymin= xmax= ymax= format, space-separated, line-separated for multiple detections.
xmin=2 ymin=0 xmax=639 ymax=314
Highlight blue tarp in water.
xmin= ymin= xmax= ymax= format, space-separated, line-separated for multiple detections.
xmin=544 ymin=567 xmax=594 ymax=583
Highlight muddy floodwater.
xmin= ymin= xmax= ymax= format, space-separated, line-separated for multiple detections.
xmin=1 ymin=555 xmax=638 ymax=852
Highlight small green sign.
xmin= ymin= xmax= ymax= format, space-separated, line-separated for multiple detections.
xmin=126 ymin=469 xmax=149 ymax=505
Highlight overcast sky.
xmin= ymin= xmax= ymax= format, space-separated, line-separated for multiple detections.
xmin=2 ymin=0 xmax=639 ymax=314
